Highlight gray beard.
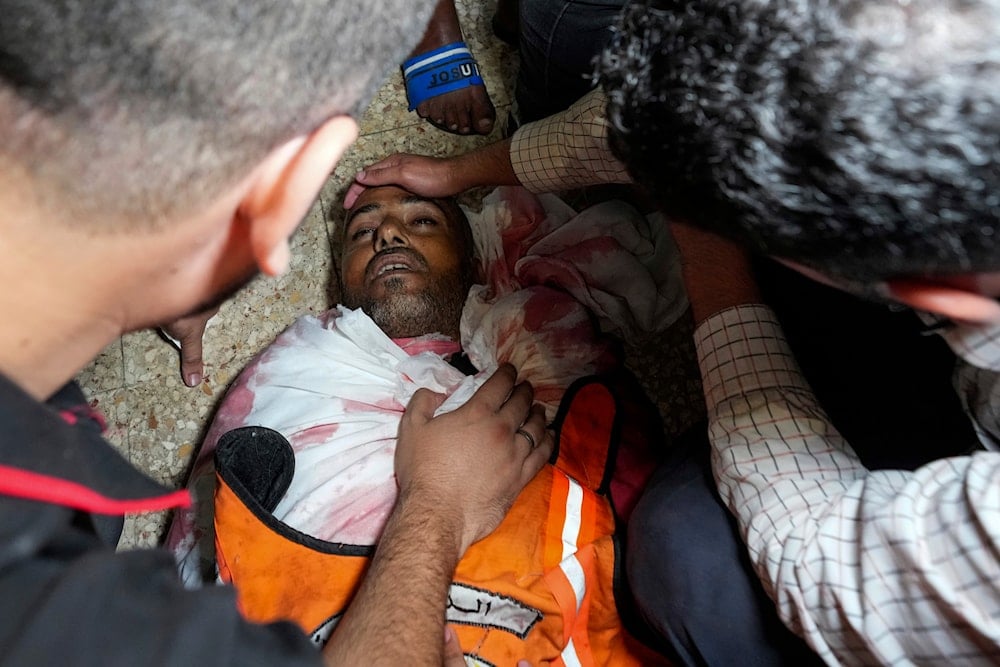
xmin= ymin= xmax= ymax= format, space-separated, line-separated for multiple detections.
xmin=345 ymin=275 xmax=466 ymax=340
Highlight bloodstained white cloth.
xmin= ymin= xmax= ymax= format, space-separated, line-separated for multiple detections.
xmin=165 ymin=186 xmax=685 ymax=586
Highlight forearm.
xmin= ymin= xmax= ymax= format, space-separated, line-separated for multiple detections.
xmin=321 ymin=490 xmax=462 ymax=666
xmin=684 ymin=257 xmax=762 ymax=325
xmin=346 ymin=138 xmax=518 ymax=207
xmin=347 ymin=89 xmax=628 ymax=205
xmin=449 ymin=137 xmax=518 ymax=190
xmin=669 ymin=222 xmax=762 ymax=325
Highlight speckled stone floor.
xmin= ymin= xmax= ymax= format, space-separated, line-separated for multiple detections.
xmin=76 ymin=0 xmax=705 ymax=551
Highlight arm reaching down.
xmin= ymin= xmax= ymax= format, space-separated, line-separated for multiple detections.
xmin=344 ymin=140 xmax=517 ymax=208
xmin=673 ymin=225 xmax=1000 ymax=663
xmin=344 ymin=88 xmax=630 ymax=208
xmin=321 ymin=364 xmax=553 ymax=666
xmin=700 ymin=306 xmax=1000 ymax=664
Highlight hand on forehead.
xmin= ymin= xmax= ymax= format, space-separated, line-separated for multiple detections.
xmin=343 ymin=152 xmax=467 ymax=210
xmin=343 ymin=185 xmax=460 ymax=240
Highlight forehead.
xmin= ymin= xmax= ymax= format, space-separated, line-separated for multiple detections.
xmin=345 ymin=186 xmax=452 ymax=229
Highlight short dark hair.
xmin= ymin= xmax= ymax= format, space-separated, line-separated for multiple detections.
xmin=598 ymin=0 xmax=1000 ymax=281
xmin=0 ymin=0 xmax=436 ymax=227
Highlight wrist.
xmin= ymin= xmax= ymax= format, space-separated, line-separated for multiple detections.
xmin=672 ymin=226 xmax=763 ymax=325
xmin=394 ymin=485 xmax=468 ymax=558
xmin=452 ymin=139 xmax=516 ymax=191
xmin=685 ymin=263 xmax=762 ymax=325
xmin=447 ymin=152 xmax=479 ymax=193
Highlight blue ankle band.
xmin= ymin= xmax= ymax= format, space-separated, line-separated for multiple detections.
xmin=402 ymin=41 xmax=485 ymax=111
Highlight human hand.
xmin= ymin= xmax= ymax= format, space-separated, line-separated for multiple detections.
xmin=159 ymin=306 xmax=218 ymax=387
xmin=395 ymin=364 xmax=553 ymax=554
xmin=443 ymin=625 xmax=539 ymax=667
xmin=442 ymin=626 xmax=464 ymax=667
xmin=344 ymin=153 xmax=465 ymax=209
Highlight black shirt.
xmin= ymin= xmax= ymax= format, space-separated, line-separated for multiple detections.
xmin=0 ymin=375 xmax=321 ymax=667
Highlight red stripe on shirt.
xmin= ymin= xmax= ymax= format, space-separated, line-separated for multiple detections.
xmin=0 ymin=464 xmax=191 ymax=514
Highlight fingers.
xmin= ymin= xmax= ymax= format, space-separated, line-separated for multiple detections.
xmin=469 ymin=363 xmax=518 ymax=410
xmin=442 ymin=626 xmax=465 ymax=667
xmin=356 ymin=156 xmax=402 ymax=186
xmin=160 ymin=307 xmax=216 ymax=387
xmin=515 ymin=405 xmax=546 ymax=450
xmin=343 ymin=182 xmax=366 ymax=210
xmin=518 ymin=406 xmax=553 ymax=482
xmin=178 ymin=331 xmax=205 ymax=387
xmin=357 ymin=154 xmax=401 ymax=177
xmin=343 ymin=155 xmax=404 ymax=208
xmin=522 ymin=430 xmax=554 ymax=485
xmin=500 ymin=380 xmax=534 ymax=427
xmin=406 ymin=387 xmax=448 ymax=424
xmin=469 ymin=366 xmax=539 ymax=434
xmin=344 ymin=155 xmax=418 ymax=208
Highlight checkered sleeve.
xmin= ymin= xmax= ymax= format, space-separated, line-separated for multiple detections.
xmin=696 ymin=304 xmax=1000 ymax=666
xmin=510 ymin=88 xmax=632 ymax=193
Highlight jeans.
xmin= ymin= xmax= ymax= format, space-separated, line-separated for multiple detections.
xmin=516 ymin=0 xmax=628 ymax=122
xmin=626 ymin=427 xmax=824 ymax=666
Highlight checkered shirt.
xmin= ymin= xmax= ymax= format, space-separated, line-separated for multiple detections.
xmin=697 ymin=304 xmax=1000 ymax=665
xmin=510 ymin=88 xmax=631 ymax=193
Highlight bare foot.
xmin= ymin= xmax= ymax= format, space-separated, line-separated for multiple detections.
xmin=407 ymin=0 xmax=495 ymax=135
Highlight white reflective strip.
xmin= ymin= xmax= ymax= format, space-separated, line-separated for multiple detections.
xmin=559 ymin=479 xmax=587 ymax=612
xmin=560 ymin=553 xmax=587 ymax=613
xmin=556 ymin=479 xmax=588 ymax=665
xmin=561 ymin=637 xmax=584 ymax=667
xmin=403 ymin=47 xmax=472 ymax=76
xmin=560 ymin=478 xmax=584 ymax=560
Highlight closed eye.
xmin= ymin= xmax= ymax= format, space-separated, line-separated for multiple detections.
xmin=412 ymin=217 xmax=438 ymax=226
xmin=350 ymin=226 xmax=375 ymax=241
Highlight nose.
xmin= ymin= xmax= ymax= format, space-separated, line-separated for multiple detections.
xmin=374 ymin=217 xmax=408 ymax=250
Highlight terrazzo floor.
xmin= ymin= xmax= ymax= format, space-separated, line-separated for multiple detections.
xmin=76 ymin=0 xmax=705 ymax=551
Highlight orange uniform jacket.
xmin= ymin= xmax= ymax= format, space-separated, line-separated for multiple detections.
xmin=213 ymin=374 xmax=666 ymax=666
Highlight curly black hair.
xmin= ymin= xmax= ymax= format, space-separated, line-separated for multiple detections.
xmin=598 ymin=0 xmax=1000 ymax=281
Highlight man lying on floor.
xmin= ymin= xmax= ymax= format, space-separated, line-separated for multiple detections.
xmin=166 ymin=183 xmax=687 ymax=665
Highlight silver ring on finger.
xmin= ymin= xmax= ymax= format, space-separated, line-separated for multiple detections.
xmin=515 ymin=427 xmax=537 ymax=449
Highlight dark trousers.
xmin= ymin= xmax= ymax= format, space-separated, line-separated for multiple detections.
xmin=627 ymin=427 xmax=823 ymax=667
xmin=516 ymin=0 xmax=628 ymax=122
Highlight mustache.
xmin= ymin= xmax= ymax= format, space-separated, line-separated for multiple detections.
xmin=364 ymin=246 xmax=428 ymax=281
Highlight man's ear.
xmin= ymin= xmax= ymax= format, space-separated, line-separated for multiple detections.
xmin=239 ymin=116 xmax=358 ymax=276
xmin=887 ymin=279 xmax=1000 ymax=323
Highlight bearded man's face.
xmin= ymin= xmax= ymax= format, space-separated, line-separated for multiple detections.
xmin=340 ymin=185 xmax=472 ymax=340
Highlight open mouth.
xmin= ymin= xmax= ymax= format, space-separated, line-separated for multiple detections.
xmin=366 ymin=249 xmax=426 ymax=283
xmin=376 ymin=262 xmax=412 ymax=277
